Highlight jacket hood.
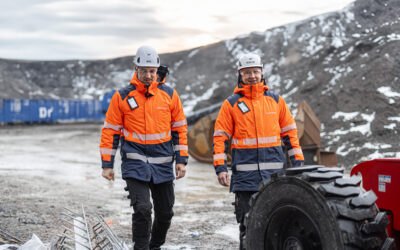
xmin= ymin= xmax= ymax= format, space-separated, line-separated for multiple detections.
xmin=129 ymin=72 xmax=159 ymax=96
xmin=233 ymin=81 xmax=269 ymax=99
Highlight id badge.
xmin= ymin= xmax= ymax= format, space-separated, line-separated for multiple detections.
xmin=238 ymin=101 xmax=250 ymax=114
xmin=127 ymin=96 xmax=139 ymax=110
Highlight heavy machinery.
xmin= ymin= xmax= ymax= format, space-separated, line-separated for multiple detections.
xmin=244 ymin=159 xmax=399 ymax=250
xmin=351 ymin=159 xmax=400 ymax=248
xmin=187 ymin=101 xmax=337 ymax=166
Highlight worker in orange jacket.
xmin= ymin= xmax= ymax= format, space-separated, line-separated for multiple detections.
xmin=100 ymin=46 xmax=188 ymax=250
xmin=213 ymin=53 xmax=304 ymax=249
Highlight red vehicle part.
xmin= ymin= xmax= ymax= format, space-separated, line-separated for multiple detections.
xmin=351 ymin=158 xmax=400 ymax=248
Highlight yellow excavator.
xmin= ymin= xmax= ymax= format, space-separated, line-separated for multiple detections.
xmin=187 ymin=101 xmax=337 ymax=167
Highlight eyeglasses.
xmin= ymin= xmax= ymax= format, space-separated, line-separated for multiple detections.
xmin=242 ymin=69 xmax=262 ymax=76
xmin=137 ymin=68 xmax=157 ymax=75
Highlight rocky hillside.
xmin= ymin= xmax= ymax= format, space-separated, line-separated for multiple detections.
xmin=0 ymin=0 xmax=399 ymax=167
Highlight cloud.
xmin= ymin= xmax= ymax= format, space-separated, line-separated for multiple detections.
xmin=213 ymin=15 xmax=230 ymax=24
xmin=0 ymin=0 xmax=355 ymax=60
xmin=0 ymin=0 xmax=182 ymax=59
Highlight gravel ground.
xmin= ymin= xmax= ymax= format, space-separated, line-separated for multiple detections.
xmin=0 ymin=123 xmax=239 ymax=249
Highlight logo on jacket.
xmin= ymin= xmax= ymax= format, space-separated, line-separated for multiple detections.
xmin=127 ymin=96 xmax=139 ymax=110
xmin=238 ymin=101 xmax=250 ymax=114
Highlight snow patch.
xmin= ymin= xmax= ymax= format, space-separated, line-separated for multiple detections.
xmin=339 ymin=47 xmax=354 ymax=61
xmin=384 ymin=123 xmax=396 ymax=129
xmin=388 ymin=117 xmax=400 ymax=122
xmin=188 ymin=49 xmax=199 ymax=58
xmin=342 ymin=2 xmax=355 ymax=23
xmin=304 ymin=36 xmax=325 ymax=56
xmin=215 ymin=224 xmax=239 ymax=242
xmin=225 ymin=39 xmax=262 ymax=59
xmin=332 ymin=111 xmax=359 ymax=121
xmin=298 ymin=33 xmax=311 ymax=43
xmin=281 ymin=87 xmax=298 ymax=100
xmin=285 ymin=79 xmax=294 ymax=90
xmin=332 ymin=37 xmax=344 ymax=48
xmin=330 ymin=112 xmax=375 ymax=136
xmin=336 ymin=142 xmax=355 ymax=156
xmin=387 ymin=33 xmax=400 ymax=42
xmin=361 ymin=151 xmax=400 ymax=162
xmin=174 ymin=60 xmax=183 ymax=70
xmin=266 ymin=74 xmax=281 ymax=89
xmin=323 ymin=66 xmax=353 ymax=90
xmin=263 ymin=63 xmax=275 ymax=75
xmin=363 ymin=142 xmax=392 ymax=150
xmin=377 ymin=86 xmax=400 ymax=98
xmin=307 ymin=71 xmax=314 ymax=81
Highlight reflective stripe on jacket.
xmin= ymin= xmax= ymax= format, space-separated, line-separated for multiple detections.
xmin=213 ymin=81 xmax=304 ymax=192
xmin=100 ymin=72 xmax=188 ymax=184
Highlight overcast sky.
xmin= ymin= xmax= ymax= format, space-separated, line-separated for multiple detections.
xmin=0 ymin=0 xmax=354 ymax=61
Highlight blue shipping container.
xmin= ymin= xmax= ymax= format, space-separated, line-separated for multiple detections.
xmin=0 ymin=98 xmax=105 ymax=125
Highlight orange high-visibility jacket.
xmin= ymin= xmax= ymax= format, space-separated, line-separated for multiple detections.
xmin=213 ymin=81 xmax=304 ymax=191
xmin=100 ymin=72 xmax=188 ymax=184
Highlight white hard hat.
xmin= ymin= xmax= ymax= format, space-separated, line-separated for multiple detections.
xmin=134 ymin=46 xmax=160 ymax=67
xmin=237 ymin=53 xmax=263 ymax=71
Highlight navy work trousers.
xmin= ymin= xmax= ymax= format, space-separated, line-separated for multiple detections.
xmin=125 ymin=178 xmax=175 ymax=250
xmin=234 ymin=191 xmax=257 ymax=250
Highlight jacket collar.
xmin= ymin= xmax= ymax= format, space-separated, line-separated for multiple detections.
xmin=234 ymin=81 xmax=269 ymax=99
xmin=129 ymin=72 xmax=159 ymax=96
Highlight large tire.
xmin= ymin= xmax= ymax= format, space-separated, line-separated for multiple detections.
xmin=244 ymin=165 xmax=395 ymax=250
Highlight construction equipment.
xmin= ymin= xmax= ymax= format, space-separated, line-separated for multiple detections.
xmin=351 ymin=159 xmax=400 ymax=249
xmin=187 ymin=101 xmax=337 ymax=166
xmin=244 ymin=160 xmax=399 ymax=249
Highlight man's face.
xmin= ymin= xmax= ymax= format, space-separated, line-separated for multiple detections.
xmin=136 ymin=66 xmax=158 ymax=85
xmin=240 ymin=67 xmax=262 ymax=85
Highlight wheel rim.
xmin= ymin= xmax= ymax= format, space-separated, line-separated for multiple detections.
xmin=265 ymin=205 xmax=322 ymax=250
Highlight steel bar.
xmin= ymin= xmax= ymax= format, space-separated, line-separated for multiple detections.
xmin=0 ymin=228 xmax=23 ymax=244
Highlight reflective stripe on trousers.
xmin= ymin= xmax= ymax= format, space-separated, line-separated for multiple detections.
xmin=126 ymin=152 xmax=173 ymax=164
xmin=236 ymin=162 xmax=283 ymax=171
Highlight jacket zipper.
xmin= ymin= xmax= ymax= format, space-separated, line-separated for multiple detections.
xmin=144 ymin=84 xmax=149 ymax=149
xmin=250 ymin=85 xmax=260 ymax=172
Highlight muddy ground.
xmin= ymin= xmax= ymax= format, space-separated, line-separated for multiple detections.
xmin=0 ymin=123 xmax=239 ymax=249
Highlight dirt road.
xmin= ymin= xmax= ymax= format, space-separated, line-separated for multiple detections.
xmin=0 ymin=123 xmax=239 ymax=249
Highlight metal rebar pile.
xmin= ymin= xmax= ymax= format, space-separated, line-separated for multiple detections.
xmin=50 ymin=205 xmax=128 ymax=250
